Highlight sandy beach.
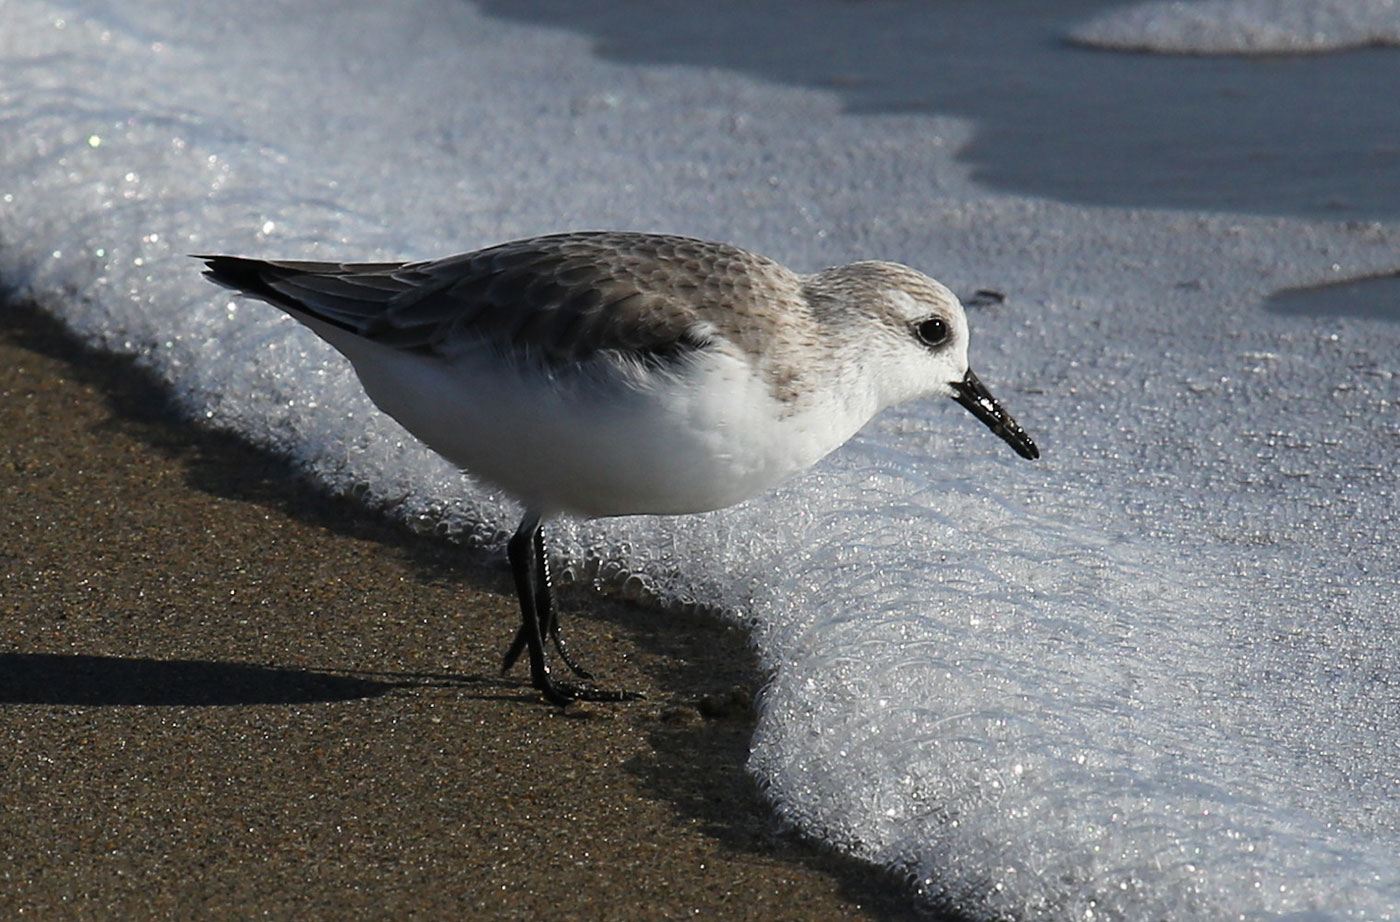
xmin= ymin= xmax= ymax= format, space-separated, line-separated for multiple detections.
xmin=0 ymin=303 xmax=928 ymax=920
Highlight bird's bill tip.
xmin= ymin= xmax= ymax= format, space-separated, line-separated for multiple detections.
xmin=949 ymin=369 xmax=1039 ymax=460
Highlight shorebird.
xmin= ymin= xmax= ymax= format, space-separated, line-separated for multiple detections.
xmin=199 ymin=232 xmax=1038 ymax=704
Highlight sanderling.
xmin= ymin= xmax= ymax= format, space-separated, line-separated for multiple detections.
xmin=198 ymin=231 xmax=1038 ymax=704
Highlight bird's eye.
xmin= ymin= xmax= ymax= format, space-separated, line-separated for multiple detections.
xmin=915 ymin=316 xmax=950 ymax=347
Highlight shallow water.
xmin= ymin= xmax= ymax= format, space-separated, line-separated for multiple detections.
xmin=1267 ymin=273 xmax=1400 ymax=320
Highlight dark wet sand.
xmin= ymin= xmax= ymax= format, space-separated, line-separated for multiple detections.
xmin=0 ymin=304 xmax=931 ymax=920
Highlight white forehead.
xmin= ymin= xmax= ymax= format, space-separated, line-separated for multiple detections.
xmin=886 ymin=283 xmax=959 ymax=318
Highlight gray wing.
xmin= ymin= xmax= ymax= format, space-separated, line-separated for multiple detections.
xmin=198 ymin=231 xmax=798 ymax=364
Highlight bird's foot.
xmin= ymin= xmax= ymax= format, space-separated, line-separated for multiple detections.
xmin=535 ymin=676 xmax=645 ymax=706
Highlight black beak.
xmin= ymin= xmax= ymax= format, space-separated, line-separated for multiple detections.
xmin=949 ymin=369 xmax=1039 ymax=460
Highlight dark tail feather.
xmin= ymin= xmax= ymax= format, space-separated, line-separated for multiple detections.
xmin=193 ymin=254 xmax=288 ymax=303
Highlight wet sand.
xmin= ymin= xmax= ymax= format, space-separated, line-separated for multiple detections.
xmin=0 ymin=304 xmax=931 ymax=920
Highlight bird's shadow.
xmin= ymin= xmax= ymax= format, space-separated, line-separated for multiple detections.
xmin=0 ymin=652 xmax=450 ymax=706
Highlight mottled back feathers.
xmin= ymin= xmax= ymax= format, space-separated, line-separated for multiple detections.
xmin=200 ymin=232 xmax=815 ymax=368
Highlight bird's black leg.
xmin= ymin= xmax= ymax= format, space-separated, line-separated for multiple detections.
xmin=500 ymin=513 xmax=638 ymax=704
xmin=531 ymin=526 xmax=592 ymax=679
xmin=503 ymin=511 xmax=573 ymax=704
xmin=500 ymin=524 xmax=589 ymax=679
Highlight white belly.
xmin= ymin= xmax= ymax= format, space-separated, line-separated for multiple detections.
xmin=330 ymin=333 xmax=867 ymax=518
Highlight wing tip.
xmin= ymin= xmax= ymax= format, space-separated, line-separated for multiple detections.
xmin=195 ymin=256 xmax=316 ymax=321
xmin=193 ymin=254 xmax=261 ymax=286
